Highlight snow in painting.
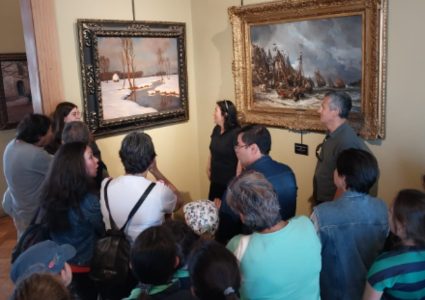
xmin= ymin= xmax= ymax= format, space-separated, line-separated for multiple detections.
xmin=98 ymin=37 xmax=181 ymax=120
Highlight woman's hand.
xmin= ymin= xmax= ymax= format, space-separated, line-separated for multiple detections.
xmin=207 ymin=153 xmax=212 ymax=180
xmin=214 ymin=198 xmax=222 ymax=210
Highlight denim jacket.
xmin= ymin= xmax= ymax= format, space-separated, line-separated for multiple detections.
xmin=51 ymin=193 xmax=106 ymax=266
xmin=313 ymin=191 xmax=389 ymax=300
xmin=216 ymin=155 xmax=298 ymax=244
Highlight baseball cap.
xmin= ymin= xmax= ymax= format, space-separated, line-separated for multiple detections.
xmin=183 ymin=200 xmax=219 ymax=236
xmin=10 ymin=240 xmax=76 ymax=284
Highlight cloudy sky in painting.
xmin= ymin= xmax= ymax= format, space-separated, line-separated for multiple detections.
xmin=250 ymin=15 xmax=362 ymax=84
xmin=98 ymin=37 xmax=178 ymax=76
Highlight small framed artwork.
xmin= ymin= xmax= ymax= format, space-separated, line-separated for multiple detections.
xmin=229 ymin=0 xmax=388 ymax=140
xmin=78 ymin=19 xmax=189 ymax=137
xmin=0 ymin=53 xmax=34 ymax=130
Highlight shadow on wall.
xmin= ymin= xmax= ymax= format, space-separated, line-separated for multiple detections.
xmin=212 ymin=23 xmax=235 ymax=100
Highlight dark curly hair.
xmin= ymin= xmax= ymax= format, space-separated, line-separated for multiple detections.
xmin=15 ymin=114 xmax=51 ymax=144
xmin=162 ymin=220 xmax=199 ymax=269
xmin=119 ymin=132 xmax=156 ymax=174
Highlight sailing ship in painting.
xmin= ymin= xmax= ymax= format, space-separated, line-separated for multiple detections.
xmin=251 ymin=43 xmax=361 ymax=111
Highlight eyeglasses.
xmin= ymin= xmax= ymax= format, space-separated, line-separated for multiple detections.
xmin=228 ymin=169 xmax=256 ymax=191
xmin=71 ymin=111 xmax=81 ymax=117
xmin=315 ymin=143 xmax=323 ymax=162
xmin=234 ymin=143 xmax=250 ymax=150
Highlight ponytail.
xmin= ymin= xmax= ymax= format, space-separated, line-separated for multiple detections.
xmin=189 ymin=240 xmax=241 ymax=300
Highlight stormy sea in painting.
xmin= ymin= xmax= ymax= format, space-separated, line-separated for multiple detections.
xmin=250 ymin=15 xmax=362 ymax=112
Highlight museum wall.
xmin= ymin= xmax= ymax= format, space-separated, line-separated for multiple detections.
xmin=53 ymin=0 xmax=202 ymax=217
xmin=0 ymin=0 xmax=26 ymax=215
xmin=191 ymin=0 xmax=425 ymax=216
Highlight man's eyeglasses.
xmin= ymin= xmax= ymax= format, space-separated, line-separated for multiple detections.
xmin=228 ymin=169 xmax=256 ymax=191
xmin=234 ymin=143 xmax=250 ymax=150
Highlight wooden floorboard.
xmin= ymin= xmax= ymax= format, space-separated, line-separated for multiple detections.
xmin=0 ymin=216 xmax=16 ymax=300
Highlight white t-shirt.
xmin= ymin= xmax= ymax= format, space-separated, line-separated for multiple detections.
xmin=100 ymin=175 xmax=177 ymax=242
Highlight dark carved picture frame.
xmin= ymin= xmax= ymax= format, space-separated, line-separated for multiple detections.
xmin=0 ymin=53 xmax=33 ymax=130
xmin=77 ymin=19 xmax=189 ymax=138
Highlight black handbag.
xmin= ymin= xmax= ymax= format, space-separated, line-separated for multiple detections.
xmin=11 ymin=207 xmax=50 ymax=263
xmin=89 ymin=179 xmax=156 ymax=285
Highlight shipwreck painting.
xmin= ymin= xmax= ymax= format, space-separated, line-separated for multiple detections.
xmin=251 ymin=16 xmax=362 ymax=112
xmin=229 ymin=0 xmax=388 ymax=140
xmin=78 ymin=20 xmax=188 ymax=137
xmin=0 ymin=53 xmax=34 ymax=130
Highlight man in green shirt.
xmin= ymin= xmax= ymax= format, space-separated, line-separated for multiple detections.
xmin=313 ymin=91 xmax=364 ymax=204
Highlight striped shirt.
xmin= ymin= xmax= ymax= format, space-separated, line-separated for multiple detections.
xmin=367 ymin=246 xmax=425 ymax=300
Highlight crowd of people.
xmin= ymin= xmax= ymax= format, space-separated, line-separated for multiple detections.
xmin=2 ymin=93 xmax=425 ymax=300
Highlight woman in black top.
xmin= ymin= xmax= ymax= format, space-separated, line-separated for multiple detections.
xmin=207 ymin=100 xmax=240 ymax=201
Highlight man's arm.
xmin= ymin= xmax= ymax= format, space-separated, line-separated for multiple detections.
xmin=149 ymin=158 xmax=183 ymax=212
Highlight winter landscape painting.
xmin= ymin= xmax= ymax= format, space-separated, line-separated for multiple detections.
xmin=0 ymin=53 xmax=33 ymax=129
xmin=250 ymin=15 xmax=362 ymax=112
xmin=98 ymin=37 xmax=181 ymax=120
xmin=78 ymin=20 xmax=188 ymax=137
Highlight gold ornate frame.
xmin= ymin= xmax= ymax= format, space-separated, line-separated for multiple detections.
xmin=229 ymin=0 xmax=387 ymax=140
xmin=78 ymin=19 xmax=189 ymax=137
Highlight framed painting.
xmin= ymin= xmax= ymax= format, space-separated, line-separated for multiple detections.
xmin=0 ymin=53 xmax=34 ymax=130
xmin=229 ymin=0 xmax=387 ymax=140
xmin=78 ymin=19 xmax=189 ymax=137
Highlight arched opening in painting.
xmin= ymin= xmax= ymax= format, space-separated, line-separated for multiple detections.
xmin=17 ymin=81 xmax=25 ymax=96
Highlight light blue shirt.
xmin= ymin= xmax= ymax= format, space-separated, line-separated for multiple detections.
xmin=227 ymin=216 xmax=321 ymax=300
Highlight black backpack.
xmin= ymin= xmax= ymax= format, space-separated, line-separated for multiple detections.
xmin=89 ymin=179 xmax=156 ymax=285
xmin=11 ymin=207 xmax=50 ymax=263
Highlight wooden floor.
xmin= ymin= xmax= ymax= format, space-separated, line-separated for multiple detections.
xmin=0 ymin=216 xmax=16 ymax=300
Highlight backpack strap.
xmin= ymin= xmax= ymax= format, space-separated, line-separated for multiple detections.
xmin=103 ymin=178 xmax=119 ymax=231
xmin=120 ymin=182 xmax=156 ymax=231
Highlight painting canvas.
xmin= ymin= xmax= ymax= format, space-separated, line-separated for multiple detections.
xmin=0 ymin=53 xmax=34 ymax=129
xmin=78 ymin=20 xmax=189 ymax=137
xmin=97 ymin=37 xmax=182 ymax=120
xmin=250 ymin=16 xmax=362 ymax=112
xmin=229 ymin=0 xmax=388 ymax=140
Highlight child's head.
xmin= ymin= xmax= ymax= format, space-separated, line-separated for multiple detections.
xmin=9 ymin=272 xmax=72 ymax=300
xmin=183 ymin=200 xmax=219 ymax=238
xmin=130 ymin=226 xmax=178 ymax=298
xmin=161 ymin=220 xmax=199 ymax=270
xmin=10 ymin=241 xmax=75 ymax=286
xmin=189 ymin=240 xmax=240 ymax=300
xmin=390 ymin=189 xmax=425 ymax=246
